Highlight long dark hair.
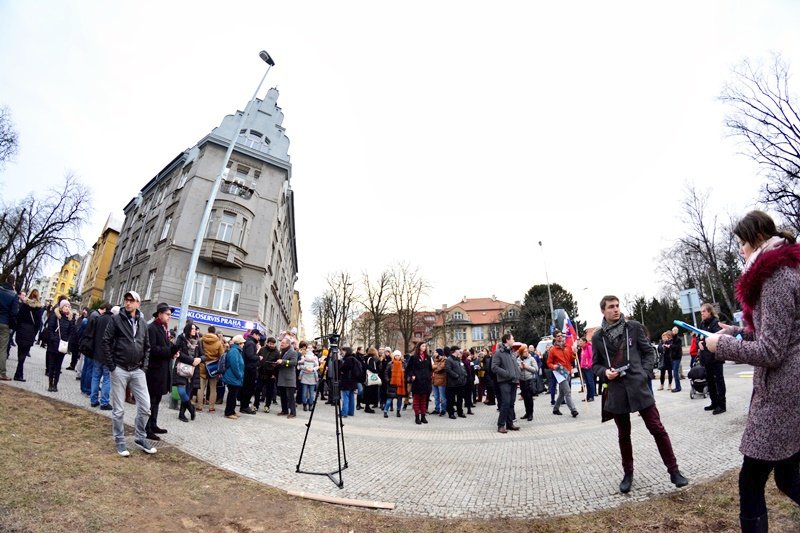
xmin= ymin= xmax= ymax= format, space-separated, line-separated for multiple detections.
xmin=734 ymin=210 xmax=796 ymax=247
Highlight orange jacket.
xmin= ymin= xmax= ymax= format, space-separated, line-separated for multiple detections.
xmin=547 ymin=345 xmax=574 ymax=374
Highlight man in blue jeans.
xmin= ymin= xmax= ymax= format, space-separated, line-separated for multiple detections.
xmin=89 ymin=303 xmax=114 ymax=409
xmin=670 ymin=327 xmax=683 ymax=393
xmin=102 ymin=291 xmax=154 ymax=457
xmin=493 ymin=333 xmax=520 ymax=434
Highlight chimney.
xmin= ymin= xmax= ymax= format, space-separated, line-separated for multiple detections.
xmin=442 ymin=304 xmax=447 ymax=310
xmin=514 ymin=300 xmax=520 ymax=305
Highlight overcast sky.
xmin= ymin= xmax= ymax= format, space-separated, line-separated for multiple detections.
xmin=1 ymin=1 xmax=798 ymax=331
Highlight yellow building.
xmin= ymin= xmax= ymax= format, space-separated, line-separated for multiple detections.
xmin=80 ymin=215 xmax=122 ymax=305
xmin=53 ymin=255 xmax=82 ymax=302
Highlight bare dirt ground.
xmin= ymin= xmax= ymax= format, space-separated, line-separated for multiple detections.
xmin=0 ymin=385 xmax=798 ymax=532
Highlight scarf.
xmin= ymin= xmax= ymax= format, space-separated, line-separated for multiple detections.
xmin=744 ymin=235 xmax=786 ymax=273
xmin=601 ymin=313 xmax=626 ymax=352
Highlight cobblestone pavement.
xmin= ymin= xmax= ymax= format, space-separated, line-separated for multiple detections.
xmin=4 ymin=345 xmax=750 ymax=519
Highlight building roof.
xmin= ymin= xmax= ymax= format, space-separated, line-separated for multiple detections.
xmin=434 ymin=297 xmax=520 ymax=327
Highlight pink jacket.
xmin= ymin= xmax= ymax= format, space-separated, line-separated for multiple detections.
xmin=579 ymin=343 xmax=593 ymax=369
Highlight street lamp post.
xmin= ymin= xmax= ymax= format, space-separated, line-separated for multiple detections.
xmin=178 ymin=50 xmax=275 ymax=332
xmin=538 ymin=241 xmax=556 ymax=335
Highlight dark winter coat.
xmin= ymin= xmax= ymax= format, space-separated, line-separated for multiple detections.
xmin=670 ymin=335 xmax=683 ymax=361
xmin=243 ymin=337 xmax=260 ymax=369
xmin=0 ymin=282 xmax=19 ymax=327
xmin=699 ymin=317 xmax=722 ymax=366
xmin=15 ymin=298 xmax=43 ymax=349
xmin=492 ymin=344 xmax=521 ymax=384
xmin=102 ymin=309 xmax=150 ymax=372
xmin=405 ymin=354 xmax=433 ymax=395
xmin=339 ymin=354 xmax=360 ymax=391
xmin=258 ymin=345 xmax=280 ymax=379
xmin=445 ymin=354 xmax=467 ymax=388
xmin=716 ymin=242 xmax=800 ymax=461
xmin=592 ymin=319 xmax=656 ymax=415
xmin=90 ymin=313 xmax=113 ymax=363
xmin=45 ymin=308 xmax=76 ymax=354
xmin=172 ymin=333 xmax=201 ymax=388
xmin=146 ymin=321 xmax=174 ymax=396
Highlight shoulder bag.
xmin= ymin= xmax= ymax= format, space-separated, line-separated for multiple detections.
xmin=56 ymin=320 xmax=69 ymax=354
xmin=176 ymin=361 xmax=195 ymax=378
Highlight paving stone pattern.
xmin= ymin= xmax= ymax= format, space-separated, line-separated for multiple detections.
xmin=4 ymin=345 xmax=749 ymax=519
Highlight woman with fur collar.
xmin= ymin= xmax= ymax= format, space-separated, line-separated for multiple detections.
xmin=706 ymin=211 xmax=800 ymax=532
xmin=14 ymin=289 xmax=44 ymax=381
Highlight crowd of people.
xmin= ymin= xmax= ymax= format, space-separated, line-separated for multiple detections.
xmin=1 ymin=209 xmax=799 ymax=532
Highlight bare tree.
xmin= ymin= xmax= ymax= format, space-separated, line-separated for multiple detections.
xmin=325 ymin=270 xmax=356 ymax=341
xmin=390 ymin=263 xmax=429 ymax=354
xmin=721 ymin=55 xmax=800 ymax=231
xmin=359 ymin=269 xmax=392 ymax=348
xmin=310 ymin=294 xmax=332 ymax=340
xmin=0 ymin=173 xmax=91 ymax=286
xmin=0 ymin=106 xmax=19 ymax=170
xmin=656 ymin=185 xmax=741 ymax=318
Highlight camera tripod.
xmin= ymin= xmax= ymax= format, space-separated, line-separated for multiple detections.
xmin=296 ymin=333 xmax=348 ymax=488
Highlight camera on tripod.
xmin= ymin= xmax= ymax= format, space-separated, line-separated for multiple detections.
xmin=615 ymin=364 xmax=630 ymax=378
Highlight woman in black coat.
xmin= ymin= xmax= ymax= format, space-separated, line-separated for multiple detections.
xmin=173 ymin=322 xmax=202 ymax=422
xmin=405 ymin=342 xmax=433 ymax=424
xmin=14 ymin=289 xmax=43 ymax=381
xmin=363 ymin=347 xmax=381 ymax=413
xmin=44 ymin=300 xmax=76 ymax=392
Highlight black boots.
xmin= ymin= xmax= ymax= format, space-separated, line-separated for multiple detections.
xmin=670 ymin=470 xmax=689 ymax=487
xmin=47 ymin=376 xmax=55 ymax=392
xmin=415 ymin=414 xmax=421 ymax=425
xmin=740 ymin=513 xmax=768 ymax=533
xmin=188 ymin=402 xmax=196 ymax=420
xmin=48 ymin=375 xmax=58 ymax=392
xmin=713 ymin=401 xmax=727 ymax=415
xmin=421 ymin=414 xmax=428 ymax=424
xmin=704 ymin=404 xmax=716 ymax=411
xmin=619 ymin=473 xmax=633 ymax=493
xmin=179 ymin=401 xmax=190 ymax=422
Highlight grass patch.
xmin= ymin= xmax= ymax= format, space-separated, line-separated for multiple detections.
xmin=0 ymin=384 xmax=798 ymax=532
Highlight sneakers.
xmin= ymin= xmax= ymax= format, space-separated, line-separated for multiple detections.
xmin=571 ymin=410 xmax=579 ymax=418
xmin=152 ymin=426 xmax=167 ymax=434
xmin=116 ymin=443 xmax=130 ymax=457
xmin=134 ymin=439 xmax=157 ymax=454
xmin=225 ymin=414 xmax=238 ymax=420
xmin=497 ymin=426 xmax=508 ymax=434
xmin=263 ymin=405 xmax=270 ymax=413
xmin=241 ymin=407 xmax=257 ymax=415
xmin=91 ymin=402 xmax=100 ymax=408
xmin=552 ymin=410 xmax=562 ymax=416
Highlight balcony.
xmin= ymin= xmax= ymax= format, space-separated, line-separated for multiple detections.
xmin=200 ymin=239 xmax=247 ymax=268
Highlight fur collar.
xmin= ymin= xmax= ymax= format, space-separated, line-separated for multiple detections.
xmin=23 ymin=297 xmax=43 ymax=309
xmin=735 ymin=243 xmax=800 ymax=330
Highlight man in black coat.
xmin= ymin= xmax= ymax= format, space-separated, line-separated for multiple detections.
xmin=592 ymin=295 xmax=688 ymax=494
xmin=445 ymin=346 xmax=467 ymax=419
xmin=239 ymin=329 xmax=262 ymax=415
xmin=256 ymin=336 xmax=279 ymax=413
xmin=146 ymin=302 xmax=180 ymax=439
xmin=699 ymin=303 xmax=725 ymax=414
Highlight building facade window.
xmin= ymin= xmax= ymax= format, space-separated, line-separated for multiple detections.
xmin=489 ymin=325 xmax=500 ymax=340
xmin=452 ymin=311 xmax=463 ymax=321
xmin=191 ymin=273 xmax=212 ymax=307
xmin=160 ymin=216 xmax=172 ymax=241
xmin=117 ymin=244 xmax=126 ymax=266
xmin=106 ymin=286 xmax=115 ymax=305
xmin=216 ymin=211 xmax=236 ymax=242
xmin=472 ymin=326 xmax=484 ymax=341
xmin=214 ymin=278 xmax=241 ymax=313
xmin=144 ymin=270 xmax=156 ymax=300
xmin=453 ymin=328 xmax=466 ymax=341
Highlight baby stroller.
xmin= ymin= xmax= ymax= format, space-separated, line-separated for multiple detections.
xmin=687 ymin=363 xmax=708 ymax=399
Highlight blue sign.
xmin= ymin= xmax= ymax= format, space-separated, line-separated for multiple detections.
xmin=170 ymin=307 xmax=265 ymax=333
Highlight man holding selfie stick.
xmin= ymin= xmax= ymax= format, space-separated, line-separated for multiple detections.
xmin=592 ymin=295 xmax=688 ymax=494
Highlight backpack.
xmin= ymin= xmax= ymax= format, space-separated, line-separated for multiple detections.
xmin=79 ymin=316 xmax=97 ymax=357
xmin=217 ymin=352 xmax=228 ymax=377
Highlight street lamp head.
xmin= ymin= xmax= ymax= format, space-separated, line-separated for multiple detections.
xmin=259 ymin=50 xmax=275 ymax=66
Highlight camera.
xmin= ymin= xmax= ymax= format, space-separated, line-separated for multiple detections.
xmin=615 ymin=364 xmax=630 ymax=378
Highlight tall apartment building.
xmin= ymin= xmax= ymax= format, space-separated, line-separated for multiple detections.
xmin=104 ymin=88 xmax=298 ymax=337
xmin=52 ymin=255 xmax=82 ymax=302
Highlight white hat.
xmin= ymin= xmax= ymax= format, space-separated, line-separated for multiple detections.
xmin=124 ymin=290 xmax=141 ymax=302
xmin=392 ymin=349 xmax=402 ymax=357
xmin=231 ymin=334 xmax=246 ymax=345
